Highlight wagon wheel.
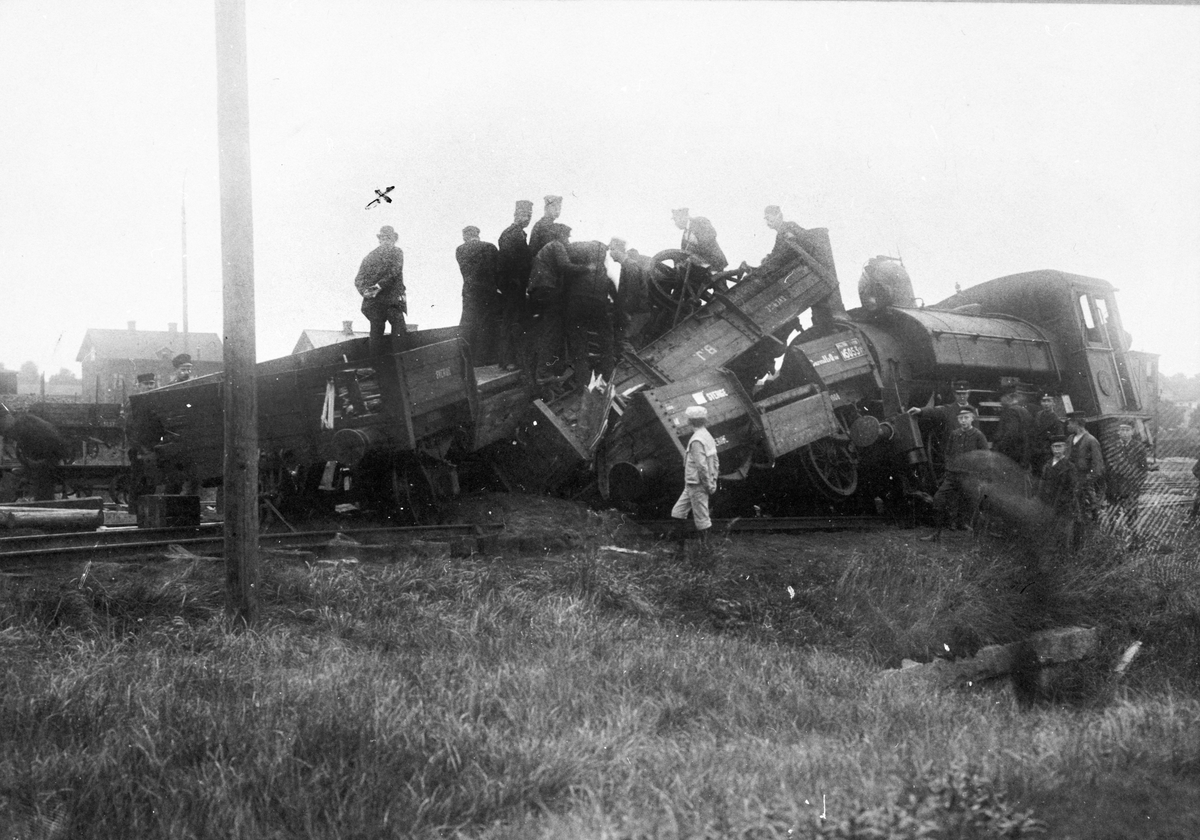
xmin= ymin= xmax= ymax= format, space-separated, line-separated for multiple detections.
xmin=108 ymin=472 xmax=130 ymax=506
xmin=648 ymin=249 xmax=720 ymax=325
xmin=800 ymin=437 xmax=859 ymax=500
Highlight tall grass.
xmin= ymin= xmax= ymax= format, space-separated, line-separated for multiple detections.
xmin=1 ymin=518 xmax=1198 ymax=838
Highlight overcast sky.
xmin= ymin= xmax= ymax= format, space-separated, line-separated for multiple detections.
xmin=2 ymin=0 xmax=1198 ymax=378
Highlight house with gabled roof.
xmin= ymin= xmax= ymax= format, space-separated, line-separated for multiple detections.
xmin=76 ymin=321 xmax=222 ymax=402
xmin=290 ymin=320 xmax=421 ymax=355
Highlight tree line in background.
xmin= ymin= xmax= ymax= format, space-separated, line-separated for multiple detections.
xmin=0 ymin=361 xmax=81 ymax=388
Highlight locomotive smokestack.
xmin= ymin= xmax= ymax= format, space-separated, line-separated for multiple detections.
xmin=342 ymin=320 xmax=354 ymax=335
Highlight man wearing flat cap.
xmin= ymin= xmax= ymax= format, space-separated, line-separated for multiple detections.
xmin=1065 ymin=412 xmax=1106 ymax=527
xmin=671 ymin=207 xmax=728 ymax=272
xmin=496 ymin=200 xmax=535 ymax=370
xmin=528 ymin=195 xmax=563 ymax=261
xmin=527 ymin=223 xmax=592 ymax=383
xmin=171 ymin=353 xmax=194 ymax=383
xmin=907 ymin=380 xmax=978 ymax=468
xmin=670 ymin=404 xmax=720 ymax=545
xmin=753 ymin=205 xmax=810 ymax=277
xmin=1106 ymin=421 xmax=1147 ymax=547
xmin=920 ymin=405 xmax=989 ymax=541
xmin=354 ymin=225 xmax=407 ymax=355
xmin=1031 ymin=391 xmax=1065 ymax=475
xmin=456 ymin=225 xmax=500 ymax=366
xmin=1037 ymin=434 xmax=1080 ymax=554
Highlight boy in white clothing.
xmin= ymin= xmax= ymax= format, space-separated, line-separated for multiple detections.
xmin=671 ymin=405 xmax=720 ymax=543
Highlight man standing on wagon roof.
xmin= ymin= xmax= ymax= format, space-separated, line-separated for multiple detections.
xmin=456 ymin=225 xmax=500 ymax=367
xmin=496 ymin=199 xmax=535 ymax=370
xmin=528 ymin=195 xmax=563 ymax=259
xmin=355 ymin=225 xmax=407 ymax=356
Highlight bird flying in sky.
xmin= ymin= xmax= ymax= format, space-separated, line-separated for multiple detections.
xmin=365 ymin=185 xmax=395 ymax=209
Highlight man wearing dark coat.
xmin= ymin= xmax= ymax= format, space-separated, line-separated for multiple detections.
xmin=1 ymin=404 xmax=68 ymax=501
xmin=1038 ymin=435 xmax=1080 ymax=554
xmin=564 ymin=240 xmax=617 ymax=390
xmin=456 ymin=226 xmax=501 ymax=366
xmin=527 ymin=224 xmax=592 ymax=383
xmin=754 ymin=205 xmax=809 ymax=276
xmin=1066 ymin=413 xmax=1106 ymax=524
xmin=671 ymin=207 xmax=728 ymax=271
xmin=528 ymin=195 xmax=563 ymax=262
xmin=609 ymin=237 xmax=655 ymax=355
xmin=907 ymin=380 xmax=979 ymax=468
xmin=993 ymin=389 xmax=1033 ymax=471
xmin=920 ymin=407 xmax=990 ymax=541
xmin=1031 ymin=392 xmax=1065 ymax=475
xmin=496 ymin=200 xmax=534 ymax=370
xmin=1106 ymin=421 xmax=1147 ymax=545
xmin=354 ymin=225 xmax=407 ymax=355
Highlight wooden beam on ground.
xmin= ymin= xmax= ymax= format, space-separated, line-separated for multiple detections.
xmin=215 ymin=0 xmax=259 ymax=627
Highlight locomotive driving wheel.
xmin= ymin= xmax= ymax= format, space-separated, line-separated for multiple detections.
xmin=648 ymin=249 xmax=720 ymax=326
xmin=800 ymin=437 xmax=859 ymax=500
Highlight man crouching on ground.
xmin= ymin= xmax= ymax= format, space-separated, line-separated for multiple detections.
xmin=671 ymin=405 xmax=720 ymax=545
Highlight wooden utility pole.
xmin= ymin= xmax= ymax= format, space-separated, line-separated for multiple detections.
xmin=214 ymin=0 xmax=258 ymax=627
xmin=182 ymin=174 xmax=190 ymax=352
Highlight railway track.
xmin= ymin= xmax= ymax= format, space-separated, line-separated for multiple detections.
xmin=1 ymin=513 xmax=899 ymax=567
xmin=629 ymin=515 xmax=897 ymax=538
xmin=0 ymin=522 xmax=504 ymax=565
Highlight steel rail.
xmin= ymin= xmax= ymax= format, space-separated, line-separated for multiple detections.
xmin=630 ymin=515 xmax=895 ymax=536
xmin=0 ymin=522 xmax=504 ymax=562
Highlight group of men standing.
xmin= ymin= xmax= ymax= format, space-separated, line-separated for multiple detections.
xmin=912 ymin=380 xmax=1149 ymax=551
xmin=354 ymin=198 xmax=818 ymax=393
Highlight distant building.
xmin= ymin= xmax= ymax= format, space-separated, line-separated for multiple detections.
xmin=76 ymin=322 xmax=222 ymax=402
xmin=290 ymin=320 xmax=418 ymax=355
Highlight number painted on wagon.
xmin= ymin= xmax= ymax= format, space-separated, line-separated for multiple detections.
xmin=693 ymin=344 xmax=718 ymax=361
xmin=435 ymin=367 xmax=452 ymax=379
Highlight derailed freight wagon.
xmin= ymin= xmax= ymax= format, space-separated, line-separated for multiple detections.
xmin=127 ymin=328 xmax=533 ymax=519
xmin=499 ymin=227 xmax=857 ymax=512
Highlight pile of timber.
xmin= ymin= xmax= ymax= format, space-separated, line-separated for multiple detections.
xmin=0 ymin=497 xmax=104 ymax=531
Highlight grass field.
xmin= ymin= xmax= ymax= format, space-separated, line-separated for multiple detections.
xmin=1 ymin=494 xmax=1198 ymax=839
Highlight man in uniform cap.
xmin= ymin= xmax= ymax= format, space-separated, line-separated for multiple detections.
xmin=752 ymin=205 xmax=810 ymax=277
xmin=1106 ymin=421 xmax=1147 ymax=546
xmin=456 ymin=225 xmax=500 ymax=366
xmin=496 ymin=200 xmax=536 ymax=370
xmin=171 ymin=353 xmax=194 ymax=383
xmin=907 ymin=380 xmax=978 ymax=468
xmin=671 ymin=207 xmax=728 ymax=272
xmin=1031 ymin=390 xmax=1065 ymax=475
xmin=1065 ymin=412 xmax=1106 ymax=530
xmin=920 ymin=405 xmax=989 ymax=541
xmin=354 ymin=225 xmax=407 ymax=355
xmin=1037 ymin=433 xmax=1080 ymax=554
xmin=526 ymin=223 xmax=592 ymax=383
xmin=670 ymin=404 xmax=720 ymax=545
xmin=528 ymin=195 xmax=563 ymax=260
xmin=993 ymin=387 xmax=1033 ymax=473
xmin=135 ymin=372 xmax=157 ymax=392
